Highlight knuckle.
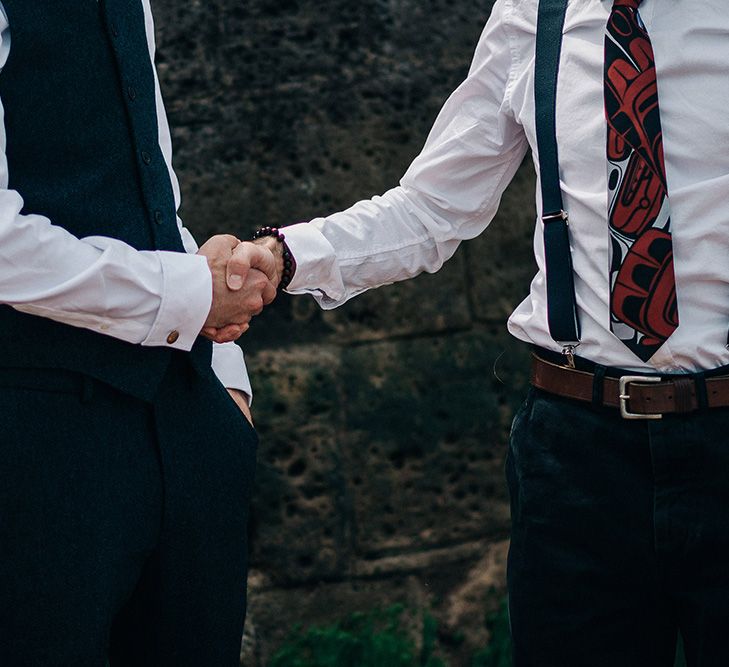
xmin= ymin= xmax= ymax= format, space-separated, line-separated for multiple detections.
xmin=229 ymin=255 xmax=250 ymax=270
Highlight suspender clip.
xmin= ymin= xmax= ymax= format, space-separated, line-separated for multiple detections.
xmin=561 ymin=343 xmax=579 ymax=368
xmin=542 ymin=210 xmax=569 ymax=223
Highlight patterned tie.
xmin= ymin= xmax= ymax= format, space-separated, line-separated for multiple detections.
xmin=605 ymin=0 xmax=678 ymax=362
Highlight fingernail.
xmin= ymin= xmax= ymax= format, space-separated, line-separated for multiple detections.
xmin=228 ymin=275 xmax=243 ymax=289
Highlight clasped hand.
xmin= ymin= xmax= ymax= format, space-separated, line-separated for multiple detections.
xmin=197 ymin=234 xmax=282 ymax=344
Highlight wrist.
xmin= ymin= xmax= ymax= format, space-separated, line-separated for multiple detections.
xmin=253 ymin=235 xmax=282 ymax=258
xmin=252 ymin=227 xmax=296 ymax=290
xmin=227 ymin=388 xmax=253 ymax=425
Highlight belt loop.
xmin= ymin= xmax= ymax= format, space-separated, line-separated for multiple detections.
xmin=693 ymin=371 xmax=708 ymax=411
xmin=81 ymin=375 xmax=95 ymax=404
xmin=592 ymin=364 xmax=607 ymax=407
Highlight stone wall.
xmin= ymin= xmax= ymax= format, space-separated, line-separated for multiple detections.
xmin=152 ymin=0 xmax=537 ymax=663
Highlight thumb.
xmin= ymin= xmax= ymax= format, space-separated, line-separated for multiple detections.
xmin=247 ymin=243 xmax=278 ymax=283
xmin=226 ymin=245 xmax=252 ymax=290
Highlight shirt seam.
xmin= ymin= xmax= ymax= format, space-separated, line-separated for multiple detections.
xmin=502 ymin=0 xmax=522 ymax=117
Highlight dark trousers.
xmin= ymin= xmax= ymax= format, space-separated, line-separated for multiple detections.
xmin=0 ymin=355 xmax=258 ymax=666
xmin=506 ymin=385 xmax=729 ymax=666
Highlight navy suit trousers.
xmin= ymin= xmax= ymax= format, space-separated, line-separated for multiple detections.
xmin=507 ymin=384 xmax=729 ymax=666
xmin=0 ymin=353 xmax=257 ymax=666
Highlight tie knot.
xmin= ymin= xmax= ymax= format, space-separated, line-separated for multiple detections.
xmin=613 ymin=0 xmax=642 ymax=9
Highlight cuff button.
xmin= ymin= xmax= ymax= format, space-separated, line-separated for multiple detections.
xmin=166 ymin=330 xmax=180 ymax=345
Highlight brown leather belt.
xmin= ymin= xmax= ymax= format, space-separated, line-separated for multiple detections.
xmin=531 ymin=354 xmax=729 ymax=419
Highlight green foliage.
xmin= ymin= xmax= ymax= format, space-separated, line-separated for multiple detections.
xmin=471 ymin=600 xmax=512 ymax=667
xmin=269 ymin=605 xmax=445 ymax=667
xmin=420 ymin=612 xmax=443 ymax=667
xmin=269 ymin=596 xmax=688 ymax=667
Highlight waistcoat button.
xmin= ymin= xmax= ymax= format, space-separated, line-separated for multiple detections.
xmin=127 ymin=86 xmax=137 ymax=101
xmin=154 ymin=210 xmax=164 ymax=225
xmin=141 ymin=150 xmax=152 ymax=165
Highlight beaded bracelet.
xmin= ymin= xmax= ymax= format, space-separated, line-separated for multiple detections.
xmin=252 ymin=226 xmax=296 ymax=290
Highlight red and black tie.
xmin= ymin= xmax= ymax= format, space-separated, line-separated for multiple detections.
xmin=605 ymin=0 xmax=678 ymax=362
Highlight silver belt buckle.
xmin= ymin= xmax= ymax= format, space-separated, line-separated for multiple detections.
xmin=619 ymin=375 xmax=662 ymax=420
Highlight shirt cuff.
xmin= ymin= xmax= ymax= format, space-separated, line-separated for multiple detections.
xmin=283 ymin=222 xmax=344 ymax=301
xmin=142 ymin=250 xmax=212 ymax=351
xmin=212 ymin=341 xmax=253 ymax=405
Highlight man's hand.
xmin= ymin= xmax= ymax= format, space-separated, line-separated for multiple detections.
xmin=197 ymin=235 xmax=278 ymax=343
xmin=227 ymin=388 xmax=253 ymax=425
xmin=239 ymin=236 xmax=283 ymax=287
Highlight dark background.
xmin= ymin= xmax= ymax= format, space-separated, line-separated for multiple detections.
xmin=152 ymin=0 xmax=537 ymax=663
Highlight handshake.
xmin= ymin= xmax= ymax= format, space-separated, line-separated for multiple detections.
xmin=197 ymin=234 xmax=283 ymax=344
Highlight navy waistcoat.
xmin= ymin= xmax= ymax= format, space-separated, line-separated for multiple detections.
xmin=0 ymin=0 xmax=211 ymax=400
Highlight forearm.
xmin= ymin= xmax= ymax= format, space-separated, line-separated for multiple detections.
xmin=283 ymin=186 xmax=464 ymax=308
xmin=283 ymin=135 xmax=525 ymax=310
xmin=281 ymin=0 xmax=528 ymax=308
xmin=0 ymin=189 xmax=211 ymax=350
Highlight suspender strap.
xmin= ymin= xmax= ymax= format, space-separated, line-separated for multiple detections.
xmin=535 ymin=0 xmax=581 ymax=347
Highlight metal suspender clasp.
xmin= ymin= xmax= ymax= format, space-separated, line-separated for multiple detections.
xmin=561 ymin=343 xmax=580 ymax=368
xmin=542 ymin=210 xmax=569 ymax=223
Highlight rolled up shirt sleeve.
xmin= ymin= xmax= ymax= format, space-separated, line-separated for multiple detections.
xmin=284 ymin=0 xmax=528 ymax=308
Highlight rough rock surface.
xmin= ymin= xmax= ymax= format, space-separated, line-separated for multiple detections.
xmin=151 ymin=0 xmax=537 ymax=663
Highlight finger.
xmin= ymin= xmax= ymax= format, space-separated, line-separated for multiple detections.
xmin=199 ymin=233 xmax=239 ymax=254
xmin=216 ymin=323 xmax=247 ymax=342
xmin=243 ymin=296 xmax=264 ymax=318
xmin=219 ymin=323 xmax=246 ymax=338
xmin=201 ymin=323 xmax=249 ymax=343
xmin=218 ymin=233 xmax=240 ymax=249
xmin=202 ymin=327 xmax=234 ymax=343
xmin=213 ymin=332 xmax=235 ymax=344
xmin=213 ymin=327 xmax=248 ymax=344
xmin=261 ymin=279 xmax=277 ymax=306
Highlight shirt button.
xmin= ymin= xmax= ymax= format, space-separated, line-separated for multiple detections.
xmin=141 ymin=150 xmax=152 ymax=165
xmin=166 ymin=330 xmax=180 ymax=345
xmin=154 ymin=210 xmax=164 ymax=225
xmin=127 ymin=86 xmax=137 ymax=101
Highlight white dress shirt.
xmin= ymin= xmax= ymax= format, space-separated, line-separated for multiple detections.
xmin=284 ymin=0 xmax=729 ymax=374
xmin=0 ymin=1 xmax=252 ymax=399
